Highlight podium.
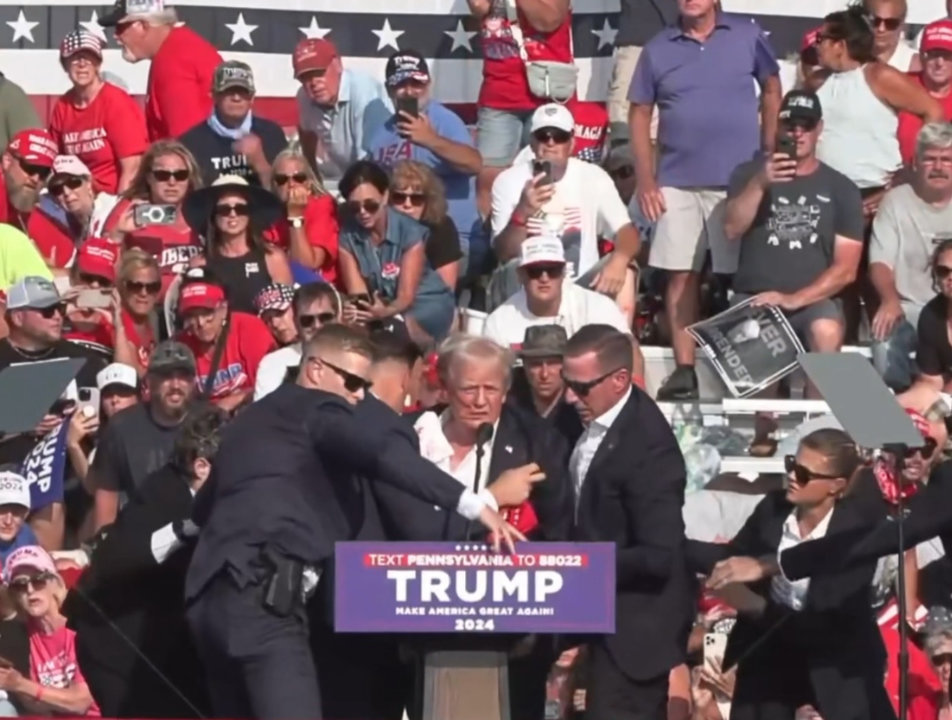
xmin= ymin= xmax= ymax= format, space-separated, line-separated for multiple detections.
xmin=333 ymin=541 xmax=616 ymax=720
xmin=421 ymin=649 xmax=510 ymax=720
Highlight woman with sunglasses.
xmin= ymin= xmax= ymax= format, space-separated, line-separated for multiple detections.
xmin=686 ymin=428 xmax=896 ymax=720
xmin=899 ymin=240 xmax=952 ymax=416
xmin=184 ymin=175 xmax=293 ymax=316
xmin=924 ymin=607 xmax=952 ymax=718
xmin=263 ymin=148 xmax=340 ymax=285
xmin=103 ymin=140 xmax=205 ymax=303
xmin=0 ymin=545 xmax=99 ymax=716
xmin=390 ymin=160 xmax=463 ymax=291
xmin=48 ymin=29 xmax=147 ymax=195
xmin=337 ymin=160 xmax=456 ymax=346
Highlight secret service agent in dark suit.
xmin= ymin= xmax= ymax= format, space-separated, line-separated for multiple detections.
xmin=184 ymin=325 xmax=521 ymax=720
xmin=686 ymin=443 xmax=895 ymax=720
xmin=775 ymin=458 xmax=952 ymax=580
xmin=69 ymin=407 xmax=227 ymax=719
xmin=563 ymin=325 xmax=693 ymax=720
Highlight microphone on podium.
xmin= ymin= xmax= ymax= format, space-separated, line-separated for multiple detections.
xmin=465 ymin=422 xmax=495 ymax=541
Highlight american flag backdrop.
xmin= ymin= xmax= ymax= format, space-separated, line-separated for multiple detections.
xmin=0 ymin=0 xmax=946 ymax=125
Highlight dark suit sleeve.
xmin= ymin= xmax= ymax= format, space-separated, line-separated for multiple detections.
xmin=781 ymin=465 xmax=952 ymax=580
xmin=616 ymin=420 xmax=686 ymax=585
xmin=308 ymin=401 xmax=467 ymax=512
xmin=686 ymin=493 xmax=779 ymax=574
xmin=526 ymin=417 xmax=574 ymax=541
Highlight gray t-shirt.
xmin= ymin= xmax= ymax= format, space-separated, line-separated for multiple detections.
xmin=729 ymin=160 xmax=864 ymax=295
xmin=869 ymin=183 xmax=952 ymax=310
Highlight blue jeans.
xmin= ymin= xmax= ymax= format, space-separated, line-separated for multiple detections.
xmin=871 ymin=320 xmax=917 ymax=391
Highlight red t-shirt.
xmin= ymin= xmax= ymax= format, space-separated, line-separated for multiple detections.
xmin=102 ymin=198 xmax=203 ymax=299
xmin=49 ymin=83 xmax=149 ymax=194
xmin=0 ymin=173 xmax=30 ymax=230
xmin=477 ymin=1 xmax=574 ymax=110
xmin=263 ymin=195 xmax=340 ymax=285
xmin=146 ymin=26 xmax=222 ymax=141
xmin=177 ymin=311 xmax=275 ymax=400
xmin=897 ymin=74 xmax=952 ymax=165
xmin=29 ymin=623 xmax=102 ymax=716
xmin=26 ymin=207 xmax=79 ymax=268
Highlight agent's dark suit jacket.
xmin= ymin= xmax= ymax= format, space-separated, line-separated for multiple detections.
xmin=687 ymin=475 xmax=895 ymax=720
xmin=186 ymin=384 xmax=470 ymax=603
xmin=371 ymin=402 xmax=574 ymax=543
xmin=782 ymin=460 xmax=952 ymax=581
xmin=572 ymin=387 xmax=694 ymax=682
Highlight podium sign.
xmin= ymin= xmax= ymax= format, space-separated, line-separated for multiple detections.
xmin=334 ymin=541 xmax=616 ymax=634
xmin=687 ymin=297 xmax=804 ymax=398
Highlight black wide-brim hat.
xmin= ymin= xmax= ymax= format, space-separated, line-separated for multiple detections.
xmin=182 ymin=174 xmax=284 ymax=233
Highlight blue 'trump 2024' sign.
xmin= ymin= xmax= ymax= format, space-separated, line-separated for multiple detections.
xmin=334 ymin=541 xmax=616 ymax=634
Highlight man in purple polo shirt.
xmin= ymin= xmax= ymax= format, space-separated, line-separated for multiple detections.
xmin=629 ymin=0 xmax=781 ymax=400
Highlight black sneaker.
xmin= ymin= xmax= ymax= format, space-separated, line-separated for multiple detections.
xmin=656 ymin=366 xmax=699 ymax=401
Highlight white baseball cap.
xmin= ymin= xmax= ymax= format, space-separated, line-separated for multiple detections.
xmin=97 ymin=363 xmax=138 ymax=391
xmin=51 ymin=155 xmax=91 ymax=179
xmin=519 ymin=236 xmax=566 ymax=267
xmin=530 ymin=103 xmax=574 ymax=135
xmin=0 ymin=471 xmax=30 ymax=511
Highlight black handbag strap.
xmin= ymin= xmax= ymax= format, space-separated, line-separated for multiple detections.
xmin=200 ymin=313 xmax=231 ymax=399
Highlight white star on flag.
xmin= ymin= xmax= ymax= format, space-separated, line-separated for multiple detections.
xmin=7 ymin=10 xmax=39 ymax=44
xmin=225 ymin=12 xmax=257 ymax=47
xmin=79 ymin=10 xmax=107 ymax=43
xmin=372 ymin=18 xmax=404 ymax=52
xmin=591 ymin=18 xmax=617 ymax=51
xmin=299 ymin=16 xmax=332 ymax=40
xmin=444 ymin=19 xmax=476 ymax=54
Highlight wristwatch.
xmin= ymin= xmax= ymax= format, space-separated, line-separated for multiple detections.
xmin=289 ymin=217 xmax=304 ymax=229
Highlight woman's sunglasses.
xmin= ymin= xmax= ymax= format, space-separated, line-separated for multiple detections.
xmin=275 ymin=173 xmax=308 ymax=186
xmin=347 ymin=199 xmax=381 ymax=215
xmin=784 ymin=455 xmax=842 ymax=485
xmin=49 ymin=176 xmax=85 ymax=196
xmin=9 ymin=573 xmax=55 ymax=593
xmin=905 ymin=438 xmax=938 ymax=459
xmin=125 ymin=279 xmax=162 ymax=295
xmin=215 ymin=203 xmax=250 ymax=218
xmin=318 ymin=357 xmax=372 ymax=393
xmin=391 ymin=191 xmax=425 ymax=207
xmin=936 ymin=265 xmax=952 ymax=280
xmin=299 ymin=312 xmax=336 ymax=328
xmin=152 ymin=169 xmax=190 ymax=183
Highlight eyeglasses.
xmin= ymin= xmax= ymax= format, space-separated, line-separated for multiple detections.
xmin=34 ymin=304 xmax=66 ymax=319
xmin=533 ymin=128 xmax=572 ymax=145
xmin=391 ymin=191 xmax=425 ymax=207
xmin=49 ymin=176 xmax=85 ymax=196
xmin=346 ymin=199 xmax=381 ymax=215
xmin=151 ymin=169 xmax=190 ymax=183
xmin=275 ymin=172 xmax=308 ymax=186
xmin=610 ymin=165 xmax=634 ymax=180
xmin=925 ymin=49 xmax=952 ymax=63
xmin=318 ymin=357 xmax=372 ymax=393
xmin=784 ymin=455 xmax=842 ymax=485
xmin=9 ymin=573 xmax=55 ymax=594
xmin=932 ymin=653 xmax=952 ymax=666
xmin=115 ymin=20 xmax=138 ymax=35
xmin=936 ymin=265 xmax=952 ymax=280
xmin=782 ymin=119 xmax=818 ymax=133
xmin=525 ymin=264 xmax=565 ymax=280
xmin=298 ymin=312 xmax=336 ymax=328
xmin=124 ymin=279 xmax=161 ymax=295
xmin=215 ymin=203 xmax=250 ymax=218
xmin=18 ymin=159 xmax=51 ymax=180
xmin=815 ymin=32 xmax=836 ymax=44
xmin=905 ymin=438 xmax=938 ymax=459
xmin=870 ymin=15 xmax=902 ymax=31
xmin=78 ymin=273 xmax=112 ymax=288
xmin=561 ymin=367 xmax=623 ymax=397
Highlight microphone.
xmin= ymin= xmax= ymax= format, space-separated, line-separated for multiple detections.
xmin=465 ymin=422 xmax=495 ymax=541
